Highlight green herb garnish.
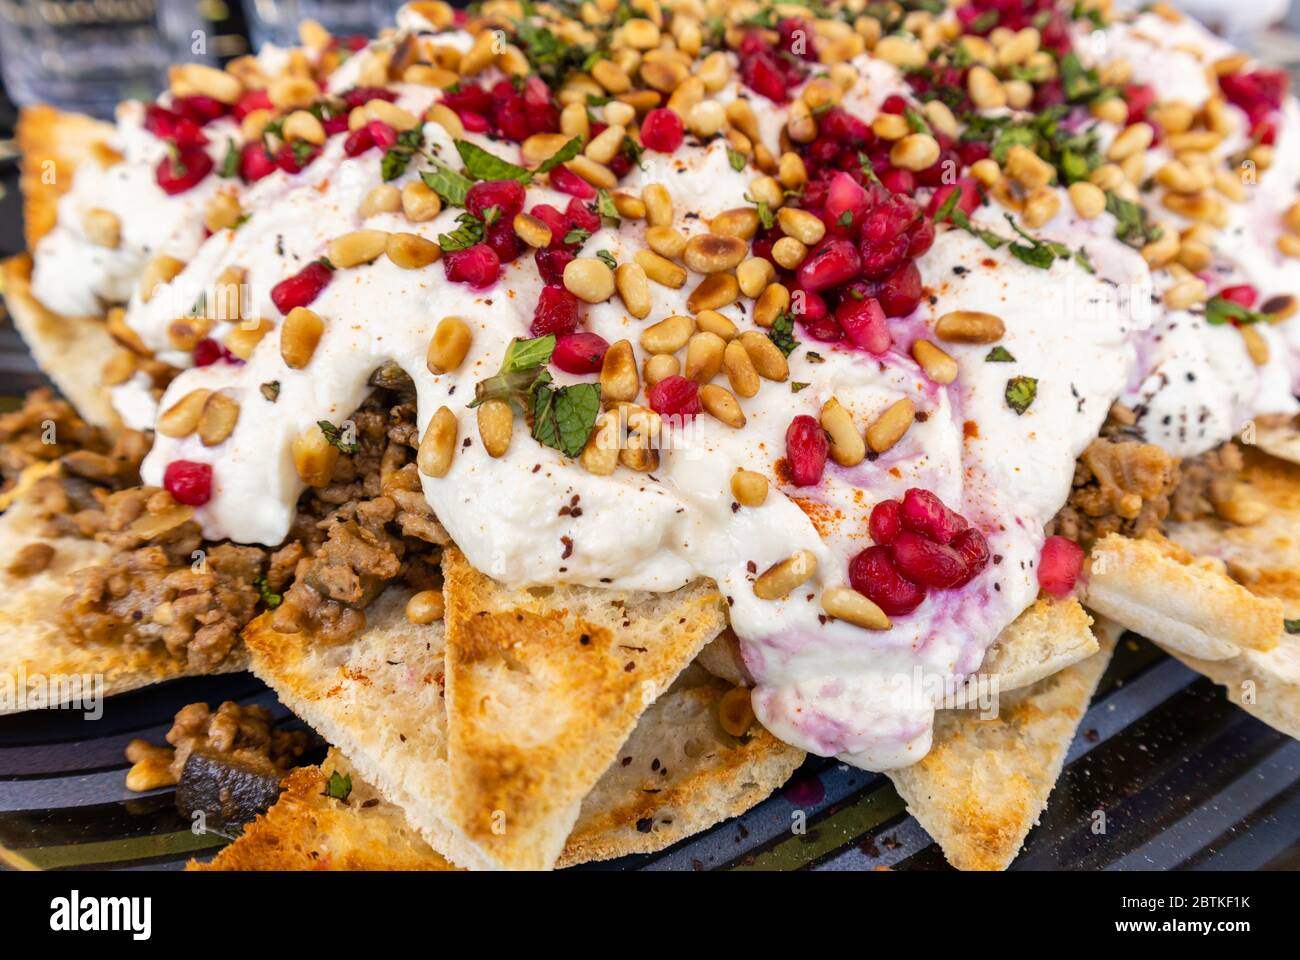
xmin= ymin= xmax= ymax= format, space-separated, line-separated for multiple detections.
xmin=1005 ymin=376 xmax=1039 ymax=415
xmin=317 ymin=420 xmax=358 ymax=455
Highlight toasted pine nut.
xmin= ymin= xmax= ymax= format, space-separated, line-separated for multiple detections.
xmin=646 ymin=225 xmax=688 ymax=259
xmin=280 ymin=307 xmax=325 ymax=368
xmin=1164 ymin=277 xmax=1208 ymax=311
xmin=426 ymin=102 xmax=463 ymax=138
xmin=642 ymin=183 xmax=672 ymax=226
xmin=723 ymin=339 xmax=760 ymax=397
xmin=564 ymin=257 xmax=617 ymax=303
xmin=749 ymin=175 xmax=784 ymax=209
xmin=366 ymin=100 xmax=418 ymax=131
xmin=603 ymin=100 xmax=636 ymax=127
xmin=635 ymin=249 xmax=687 ymax=288
xmin=685 ymin=331 xmax=725 ymax=382
xmin=224 ymin=318 xmax=273 ymax=360
xmin=418 ymin=407 xmax=457 ymax=478
xmin=1021 ymin=186 xmax=1061 ymax=229
xmin=361 ymin=183 xmax=402 ymax=217
xmin=620 ymin=405 xmax=660 ymax=472
xmin=738 ymin=330 xmax=789 ymax=381
xmin=293 ymin=425 xmax=339 ymax=487
xmin=170 ymin=63 xmax=242 ymax=103
xmin=614 ymin=262 xmax=651 ymax=319
xmin=611 ymin=192 xmax=645 ymax=219
xmin=821 ymin=397 xmax=865 ymax=467
xmin=1142 ymin=225 xmax=1180 ymax=267
xmin=1068 ymin=181 xmax=1106 ymax=219
xmin=687 ymin=100 xmax=725 ymax=137
xmin=204 ymin=192 xmax=243 ymax=233
xmin=477 ymin=399 xmax=513 ymax=458
xmin=1278 ymin=233 xmax=1300 ymax=259
xmin=1004 ymin=145 xmax=1054 ymax=189
xmin=580 ymin=410 xmax=621 ymax=475
xmin=401 ymin=181 xmax=442 ymax=222
xmin=1090 ymin=96 xmax=1128 ymax=125
xmin=772 ymin=236 xmax=808 ymax=270
xmin=585 ymin=123 xmax=625 ymax=164
xmin=694 ymin=309 xmax=737 ymax=341
xmin=168 ymin=316 xmax=212 ymax=352
xmin=684 ymin=233 xmax=748 ymax=274
xmin=1240 ymin=325 xmax=1270 ymax=366
xmin=1108 ymin=122 xmax=1154 ymax=161
xmin=731 ymin=469 xmax=768 ymax=507
xmin=866 ymin=398 xmax=916 ymax=453
xmin=935 ymin=310 xmax=1005 ymax=344
xmin=687 ymin=273 xmax=740 ymax=313
xmin=778 ymin=152 xmax=808 ymax=190
xmin=107 ymin=308 xmax=149 ymax=355
xmin=912 ymin=339 xmax=958 ymax=385
xmin=513 ymin=212 xmax=552 ymax=249
xmin=592 ymin=58 xmax=632 ymax=93
xmin=158 ymin=389 xmax=211 ymax=438
xmin=872 ymin=112 xmax=910 ymax=141
xmin=890 ymin=133 xmax=941 ymax=172
xmin=328 ymin=230 xmax=389 ymax=268
xmin=753 ymin=283 xmax=791 ymax=328
xmin=874 ymin=35 xmax=927 ymax=68
xmin=427 ymin=316 xmax=471 ymax=373
xmin=269 ymin=75 xmax=320 ymax=110
xmin=643 ymin=352 xmax=680 ymax=385
xmin=406 ymin=589 xmax=445 ymax=624
xmin=140 ymin=255 xmax=185 ymax=302
xmin=641 ymin=314 xmax=695 ymax=354
xmin=710 ymin=207 xmax=760 ymax=240
xmin=101 ymin=349 xmax=136 ymax=386
xmin=753 ymin=550 xmax=818 ymax=600
xmin=777 ymin=207 xmax=826 ymax=246
xmin=198 ymin=392 xmax=240 ymax=446
xmin=600 ymin=339 xmax=639 ymax=403
xmin=968 ymin=66 xmax=1007 ymax=109
xmin=821 ymin=586 xmax=890 ymax=630
xmin=83 ymin=208 xmax=120 ymax=249
xmin=700 ymin=384 xmax=744 ymax=427
xmin=283 ymin=109 xmax=326 ymax=144
xmin=386 ymin=232 xmax=440 ymax=269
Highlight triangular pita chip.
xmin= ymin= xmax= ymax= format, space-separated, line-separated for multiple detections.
xmin=16 ymin=105 xmax=118 ymax=251
xmin=0 ymin=492 xmax=246 ymax=714
xmin=1254 ymin=423 xmax=1300 ymax=468
xmin=887 ymin=617 xmax=1119 ymax=871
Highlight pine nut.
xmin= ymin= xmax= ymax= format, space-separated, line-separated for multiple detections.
xmin=107 ymin=308 xmax=150 ymax=355
xmin=646 ymin=225 xmax=688 ymax=259
xmin=512 ymin=212 xmax=552 ymax=249
xmin=418 ymin=406 xmax=457 ymax=478
xmin=738 ymin=330 xmax=789 ymax=381
xmin=1282 ymin=233 xmax=1300 ymax=260
xmin=206 ymin=267 xmax=244 ymax=323
xmin=168 ymin=316 xmax=212 ymax=352
xmin=83 ymin=208 xmax=120 ymax=249
xmin=139 ymin=255 xmax=184 ymax=302
xmin=687 ymin=273 xmax=740 ymax=313
xmin=386 ymin=232 xmax=441 ymax=269
xmin=224 ymin=318 xmax=273 ymax=360
xmin=1164 ymin=277 xmax=1207 ymax=311
xmin=328 ymin=230 xmax=389 ymax=268
xmin=731 ymin=469 xmax=768 ymax=507
xmin=580 ymin=410 xmax=621 ymax=475
xmin=749 ymin=175 xmax=784 ymax=209
xmin=280 ymin=307 xmax=324 ymax=368
xmin=922 ymin=100 xmax=959 ymax=139
xmin=366 ymin=100 xmax=418 ymax=131
xmin=1021 ymin=186 xmax=1060 ymax=229
xmin=699 ymin=384 xmax=744 ymax=427
xmin=1090 ymin=96 xmax=1128 ymax=125
xmin=592 ymin=58 xmax=632 ymax=93
xmin=401 ymin=181 xmax=442 ymax=222
xmin=722 ymin=339 xmax=760 ymax=397
xmin=640 ymin=314 xmax=695 ymax=354
xmin=874 ymin=35 xmax=927 ymax=69
xmin=643 ymin=352 xmax=680 ymax=385
xmin=777 ymin=208 xmax=826 ymax=246
xmin=890 ymin=133 xmax=940 ymax=171
xmin=772 ymin=236 xmax=808 ymax=270
xmin=405 ymin=589 xmax=445 ymax=624
xmin=158 ymin=389 xmax=212 ymax=438
xmin=283 ymin=109 xmax=326 ymax=144
xmin=198 ymin=392 xmax=240 ymax=446
xmin=565 ymin=154 xmax=617 ymax=189
xmin=1068 ymin=181 xmax=1106 ymax=219
xmin=683 ymin=233 xmax=747 ymax=274
xmin=778 ymin=152 xmax=808 ymax=190
xmin=642 ymin=183 xmax=673 ymax=226
xmin=867 ymin=398 xmax=916 ymax=453
xmin=1240 ymin=325 xmax=1270 ymax=366
xmin=170 ymin=63 xmax=242 ymax=103
xmin=611 ymin=192 xmax=645 ymax=219
xmin=1142 ymin=227 xmax=1180 ymax=268
xmin=694 ymin=309 xmax=737 ymax=341
xmin=614 ymin=262 xmax=651 ymax=318
xmin=203 ymin=191 xmax=242 ymax=233
xmin=821 ymin=586 xmax=890 ymax=630
xmin=685 ymin=331 xmax=725 ymax=382
xmin=600 ymin=339 xmax=639 ymax=403
xmin=361 ymin=183 xmax=401 ymax=217
xmin=101 ymin=347 xmax=136 ymax=388
xmin=635 ymin=249 xmax=687 ymax=288
xmin=935 ymin=310 xmax=1005 ymax=344
xmin=687 ymin=100 xmax=725 ymax=137
xmin=476 ymin=398 xmax=513 ymax=458
xmin=753 ymin=550 xmax=818 ymax=600
xmin=427 ymin=316 xmax=471 ymax=373
xmin=620 ymin=406 xmax=660 ymax=472
xmin=912 ymin=339 xmax=958 ymax=385
xmin=753 ymin=283 xmax=791 ymax=329
xmin=968 ymin=66 xmax=1007 ymax=109
xmin=563 ymin=257 xmax=616 ymax=302
xmin=733 ymin=257 xmax=772 ymax=299
xmin=426 ymin=102 xmax=463 ymax=138
xmin=872 ymin=113 xmax=910 ymax=141
xmin=821 ymin=397 xmax=865 ymax=466
xmin=710 ymin=208 xmax=760 ymax=240
xmin=585 ymin=123 xmax=626 ymax=164
xmin=293 ymin=425 xmax=339 ymax=487
xmin=725 ymin=98 xmax=760 ymax=143
xmin=1108 ymin=122 xmax=1154 ymax=161
xmin=269 ymin=75 xmax=319 ymax=110
xmin=1004 ymin=145 xmax=1054 ymax=189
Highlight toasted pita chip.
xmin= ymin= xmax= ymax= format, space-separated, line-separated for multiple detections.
xmin=3 ymin=254 xmax=119 ymax=429
xmin=887 ymin=618 xmax=1119 ymax=871
xmin=1254 ymin=424 xmax=1300 ymax=467
xmin=16 ymin=105 xmax=118 ymax=251
xmin=244 ymin=585 xmax=795 ymax=870
xmin=0 ymin=493 xmax=247 ymax=714
xmin=1084 ymin=533 xmax=1281 ymax=661
xmin=191 ymin=750 xmax=459 ymax=871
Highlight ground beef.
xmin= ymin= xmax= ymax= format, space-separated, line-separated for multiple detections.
xmin=1169 ymin=442 xmax=1244 ymax=522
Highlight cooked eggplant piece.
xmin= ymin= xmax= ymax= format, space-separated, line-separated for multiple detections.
xmin=175 ymin=748 xmax=286 ymax=829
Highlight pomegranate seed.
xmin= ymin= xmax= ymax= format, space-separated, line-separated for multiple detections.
xmin=891 ymin=531 xmax=969 ymax=589
xmin=459 ymin=111 xmax=491 ymax=133
xmin=950 ymin=528 xmax=990 ymax=587
xmin=565 ymin=196 xmax=601 ymax=234
xmin=343 ymin=126 xmax=375 ymax=156
xmin=878 ymin=261 xmax=923 ymax=318
xmin=172 ymin=94 xmax=227 ymax=125
xmin=522 ymin=75 xmax=559 ymax=133
xmin=164 ymin=460 xmax=213 ymax=506
xmin=340 ymin=86 xmax=398 ymax=109
xmin=271 ymin=260 xmax=333 ymax=314
xmin=233 ymin=89 xmax=273 ymax=121
xmin=648 ymin=375 xmax=702 ymax=418
xmin=239 ymin=141 xmax=277 ymax=182
xmin=443 ymin=243 xmax=502 ymax=289
xmin=549 ymin=164 xmax=597 ymax=199
xmin=900 ymin=488 xmax=967 ymax=545
xmin=906 ymin=217 xmax=935 ymax=258
xmin=1219 ymin=284 xmax=1258 ymax=309
xmin=485 ymin=220 xmax=522 ymax=263
xmin=880 ymin=94 xmax=909 ymax=115
xmin=552 ymin=332 xmax=609 ymax=374
xmin=1123 ymin=83 xmax=1156 ymax=126
xmin=145 ymin=104 xmax=206 ymax=149
xmin=825 ymin=172 xmax=871 ymax=233
xmin=820 ymin=108 xmax=871 ymax=143
xmin=790 ymin=287 xmax=828 ymax=323
xmin=531 ymin=284 xmax=582 ymax=336
xmin=785 ymin=415 xmax=829 ymax=486
xmin=535 ymin=246 xmax=576 ymax=285
xmin=1038 ymin=536 xmax=1084 ymax=598
xmin=155 ymin=148 xmax=214 ymax=195
xmin=741 ymin=50 xmax=789 ymax=102
xmin=529 ymin=204 xmax=571 ymax=247
xmin=928 ymin=181 xmax=980 ymax=222
xmin=848 ymin=545 xmax=927 ymax=616
xmin=797 ymin=239 xmax=861 ymax=293
xmin=879 ymin=167 xmax=916 ymax=196
xmin=835 ymin=296 xmax=891 ymax=354
xmin=869 ymin=499 xmax=902 ymax=545
xmin=192 ymin=338 xmax=232 ymax=367
xmin=641 ymin=108 xmax=684 ymax=152
xmin=366 ymin=120 xmax=398 ymax=150
xmin=494 ymin=93 xmax=530 ymax=142
xmin=274 ymin=141 xmax=319 ymax=174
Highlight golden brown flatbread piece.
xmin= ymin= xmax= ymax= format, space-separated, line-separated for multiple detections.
xmin=16 ymin=104 xmax=118 ymax=251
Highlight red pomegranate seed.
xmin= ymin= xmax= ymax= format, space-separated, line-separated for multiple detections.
xmin=531 ymin=284 xmax=582 ymax=337
xmin=880 ymin=94 xmax=909 ymax=115
xmin=343 ymin=126 xmax=375 ymax=156
xmin=1123 ymin=83 xmax=1156 ymax=126
xmin=535 ymin=246 xmax=576 ymax=285
xmin=340 ymin=86 xmax=399 ymax=109
xmin=172 ymin=94 xmax=227 ymax=125
xmin=366 ymin=120 xmax=398 ymax=150
xmin=835 ymin=296 xmax=891 ymax=354
xmin=647 ymin=375 xmax=702 ymax=418
xmin=274 ymin=141 xmax=319 ymax=174
xmin=797 ymin=239 xmax=861 ymax=293
xmin=641 ymin=108 xmax=684 ymax=152
xmin=233 ymin=88 xmax=273 ymax=121
xmin=552 ymin=332 xmax=609 ymax=374
xmin=145 ymin=104 xmax=206 ymax=149
xmin=459 ymin=111 xmax=491 ymax=133
xmin=522 ymin=75 xmax=559 ymax=133
xmin=906 ymin=217 xmax=935 ymax=258
xmin=528 ymin=204 xmax=570 ymax=247
xmin=164 ymin=460 xmax=213 ymax=506
xmin=549 ymin=165 xmax=597 ymax=199
xmin=192 ymin=338 xmax=226 ymax=367
xmin=485 ymin=220 xmax=522 ymax=263
xmin=785 ymin=415 xmax=829 ymax=486
xmin=1038 ymin=536 xmax=1084 ymax=597
xmin=891 ymin=531 xmax=969 ymax=589
xmin=848 ymin=545 xmax=927 ymax=616
xmin=239 ymin=141 xmax=277 ymax=182
xmin=950 ymin=528 xmax=990 ymax=587
xmin=869 ymin=499 xmax=902 ymax=545
xmin=825 ymin=172 xmax=871 ymax=233
xmin=878 ymin=261 xmax=923 ymax=318
xmin=1219 ymin=284 xmax=1258 ymax=309
xmin=741 ymin=50 xmax=789 ymax=102
xmin=271 ymin=260 xmax=333 ymax=314
xmin=443 ymin=243 xmax=502 ymax=289
xmin=565 ymin=197 xmax=601 ymax=234
xmin=900 ymin=488 xmax=967 ymax=545
xmin=467 ymin=179 xmax=527 ymax=220
xmin=155 ymin=148 xmax=214 ymax=195
xmin=928 ymin=180 xmax=980 ymax=221
xmin=879 ymin=167 xmax=916 ymax=196
xmin=791 ymin=287 xmax=828 ymax=323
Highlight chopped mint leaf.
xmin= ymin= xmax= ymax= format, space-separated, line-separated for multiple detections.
xmin=503 ymin=335 xmax=556 ymax=373
xmin=255 ymin=576 xmax=282 ymax=609
xmin=219 ymin=138 xmax=240 ymax=178
xmin=323 ymin=770 xmax=352 ymax=802
xmin=564 ymin=227 xmax=592 ymax=246
xmin=317 ymin=420 xmax=358 ymax=455
xmin=381 ymin=128 xmax=424 ymax=181
xmin=728 ymin=148 xmax=747 ymax=172
xmin=805 ymin=351 xmax=825 ymax=364
xmin=1285 ymin=618 xmax=1300 ymax=634
xmin=532 ymin=381 xmax=602 ymax=458
xmin=903 ymin=106 xmax=931 ymax=135
xmin=752 ymin=199 xmax=775 ymax=230
xmin=857 ymin=151 xmax=882 ymax=186
xmin=437 ymin=210 xmax=488 ymax=252
xmin=260 ymin=380 xmax=280 ymax=403
xmin=837 ymin=210 xmax=853 ymax=227
xmin=534 ymin=136 xmax=583 ymax=175
xmin=1106 ymin=191 xmax=1162 ymax=249
xmin=1005 ymin=376 xmax=1038 ymax=415
xmin=596 ymin=249 xmax=617 ymax=270
xmin=594 ymin=188 xmax=620 ymax=225
xmin=790 ymin=381 xmax=811 ymax=393
xmin=768 ymin=311 xmax=799 ymax=358
xmin=1205 ymin=296 xmax=1269 ymax=326
xmin=420 ymin=160 xmax=473 ymax=207
xmin=471 ymin=336 xmax=556 ymax=413
xmin=456 ymin=140 xmax=533 ymax=183
xmin=986 ymin=346 xmax=1016 ymax=362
